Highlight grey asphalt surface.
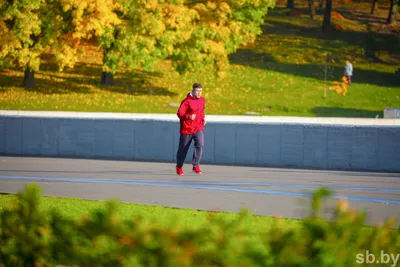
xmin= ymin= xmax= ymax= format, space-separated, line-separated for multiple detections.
xmin=0 ymin=156 xmax=399 ymax=227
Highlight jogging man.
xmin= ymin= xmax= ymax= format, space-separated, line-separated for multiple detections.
xmin=175 ymin=83 xmax=206 ymax=175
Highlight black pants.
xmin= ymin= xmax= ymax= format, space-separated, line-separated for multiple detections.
xmin=176 ymin=130 xmax=204 ymax=167
xmin=345 ymin=75 xmax=352 ymax=85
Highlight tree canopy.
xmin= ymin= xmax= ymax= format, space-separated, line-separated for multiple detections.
xmin=0 ymin=0 xmax=275 ymax=88
xmin=99 ymin=0 xmax=275 ymax=83
xmin=0 ymin=0 xmax=121 ymax=88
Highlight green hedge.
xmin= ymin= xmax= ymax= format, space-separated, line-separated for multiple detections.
xmin=1 ymin=185 xmax=399 ymax=267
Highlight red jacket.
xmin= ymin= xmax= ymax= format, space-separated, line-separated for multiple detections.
xmin=177 ymin=93 xmax=206 ymax=134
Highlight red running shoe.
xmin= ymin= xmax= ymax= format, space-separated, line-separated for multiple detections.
xmin=192 ymin=165 xmax=202 ymax=174
xmin=176 ymin=166 xmax=184 ymax=175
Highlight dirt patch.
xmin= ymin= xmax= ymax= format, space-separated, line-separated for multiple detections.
xmin=287 ymin=9 xmax=304 ymax=17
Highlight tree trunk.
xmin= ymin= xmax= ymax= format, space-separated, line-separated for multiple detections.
xmin=319 ymin=0 xmax=324 ymax=10
xmin=100 ymin=47 xmax=115 ymax=85
xmin=101 ymin=71 xmax=115 ymax=85
xmin=322 ymin=0 xmax=332 ymax=32
xmin=309 ymin=0 xmax=315 ymax=19
xmin=370 ymin=0 xmax=378 ymax=14
xmin=100 ymin=29 xmax=120 ymax=86
xmin=387 ymin=0 xmax=398 ymax=24
xmin=287 ymin=0 xmax=295 ymax=9
xmin=23 ymin=67 xmax=35 ymax=89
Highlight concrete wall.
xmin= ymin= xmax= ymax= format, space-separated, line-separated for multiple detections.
xmin=1 ymin=110 xmax=400 ymax=172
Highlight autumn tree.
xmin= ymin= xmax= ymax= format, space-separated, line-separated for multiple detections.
xmin=99 ymin=0 xmax=275 ymax=85
xmin=175 ymin=0 xmax=276 ymax=75
xmin=0 ymin=0 xmax=45 ymax=88
xmin=0 ymin=0 xmax=121 ymax=89
xmin=98 ymin=0 xmax=198 ymax=85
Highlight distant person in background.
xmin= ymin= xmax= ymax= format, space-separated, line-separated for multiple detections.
xmin=344 ymin=60 xmax=353 ymax=85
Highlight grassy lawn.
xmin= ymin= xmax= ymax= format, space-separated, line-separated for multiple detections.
xmin=0 ymin=193 xmax=302 ymax=232
xmin=0 ymin=2 xmax=399 ymax=118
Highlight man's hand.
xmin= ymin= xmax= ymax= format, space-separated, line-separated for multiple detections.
xmin=189 ymin=114 xmax=196 ymax=120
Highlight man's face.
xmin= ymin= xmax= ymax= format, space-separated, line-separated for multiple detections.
xmin=193 ymin=87 xmax=202 ymax=98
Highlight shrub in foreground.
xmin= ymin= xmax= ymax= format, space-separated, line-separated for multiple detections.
xmin=0 ymin=184 xmax=399 ymax=267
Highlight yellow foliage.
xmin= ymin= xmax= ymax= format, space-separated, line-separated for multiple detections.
xmin=53 ymin=45 xmax=79 ymax=71
xmin=204 ymin=40 xmax=226 ymax=56
xmin=162 ymin=4 xmax=194 ymax=30
xmin=0 ymin=0 xmax=122 ymax=75
xmin=0 ymin=23 xmax=18 ymax=57
xmin=61 ymin=0 xmax=122 ymax=40
xmin=206 ymin=2 xmax=217 ymax=10
xmin=219 ymin=2 xmax=232 ymax=14
xmin=139 ymin=0 xmax=158 ymax=10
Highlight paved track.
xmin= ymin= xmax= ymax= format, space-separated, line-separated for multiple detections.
xmin=0 ymin=156 xmax=399 ymax=226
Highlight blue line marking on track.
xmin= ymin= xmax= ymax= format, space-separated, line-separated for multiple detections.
xmin=0 ymin=174 xmax=399 ymax=205
xmin=1 ymin=174 xmax=400 ymax=192
xmin=111 ymin=179 xmax=400 ymax=193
